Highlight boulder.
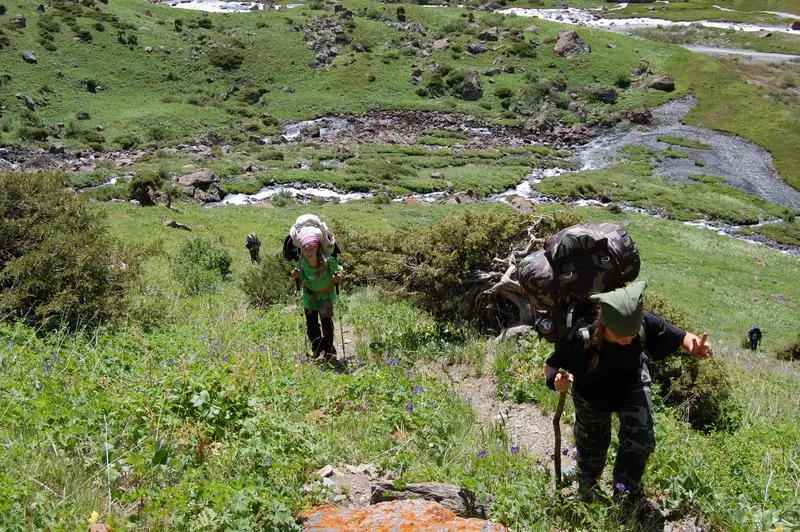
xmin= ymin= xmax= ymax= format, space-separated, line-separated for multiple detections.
xmin=446 ymin=190 xmax=479 ymax=204
xmin=792 ymin=20 xmax=800 ymax=30
xmin=525 ymin=25 xmax=539 ymax=34
xmin=508 ymin=195 xmax=534 ymax=213
xmin=177 ymin=169 xmax=218 ymax=187
xmin=21 ymin=154 xmax=60 ymax=172
xmin=15 ymin=93 xmax=36 ymax=111
xmin=648 ymin=75 xmax=675 ymax=92
xmin=11 ymin=14 xmax=26 ymax=28
xmin=163 ymin=219 xmax=192 ymax=231
xmin=303 ymin=500 xmax=506 ymax=532
xmin=484 ymin=68 xmax=502 ymax=76
xmin=403 ymin=197 xmax=425 ymax=205
xmin=22 ymin=52 xmax=38 ymax=64
xmin=594 ymin=87 xmax=618 ymax=104
xmin=553 ymin=30 xmax=591 ymax=57
xmin=460 ymin=71 xmax=483 ymax=101
xmin=627 ymin=107 xmax=652 ymax=124
xmin=0 ymin=159 xmax=17 ymax=172
xmin=479 ymin=27 xmax=499 ymax=41
xmin=77 ymin=111 xmax=91 ymax=120
xmin=467 ymin=42 xmax=487 ymax=54
xmin=432 ymin=38 xmax=449 ymax=51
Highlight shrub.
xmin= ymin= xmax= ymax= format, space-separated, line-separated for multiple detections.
xmin=614 ymin=70 xmax=631 ymax=89
xmin=171 ymin=237 xmax=233 ymax=295
xmin=645 ymin=291 xmax=741 ymax=432
xmin=209 ymin=48 xmax=244 ymax=70
xmin=238 ymin=253 xmax=293 ymax=308
xmin=197 ymin=17 xmax=213 ymax=29
xmin=270 ymin=189 xmax=294 ymax=207
xmin=494 ymin=87 xmax=514 ymax=99
xmin=128 ymin=170 xmax=161 ymax=205
xmin=776 ymin=334 xmax=800 ymax=361
xmin=0 ymin=172 xmax=139 ymax=330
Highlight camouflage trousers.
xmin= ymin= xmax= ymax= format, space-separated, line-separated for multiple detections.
xmin=572 ymin=363 xmax=656 ymax=497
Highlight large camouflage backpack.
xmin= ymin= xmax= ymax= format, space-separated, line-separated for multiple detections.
xmin=517 ymin=221 xmax=640 ymax=343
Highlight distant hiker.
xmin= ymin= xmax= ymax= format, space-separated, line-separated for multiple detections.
xmin=748 ymin=326 xmax=762 ymax=351
xmin=290 ymin=227 xmax=343 ymax=361
xmin=245 ymin=233 xmax=261 ymax=263
xmin=544 ymin=281 xmax=713 ymax=520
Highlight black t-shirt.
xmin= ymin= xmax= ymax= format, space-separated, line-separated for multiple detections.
xmin=546 ymin=312 xmax=685 ymax=412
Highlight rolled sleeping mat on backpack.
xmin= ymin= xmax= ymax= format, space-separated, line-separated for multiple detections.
xmin=290 ymin=214 xmax=336 ymax=256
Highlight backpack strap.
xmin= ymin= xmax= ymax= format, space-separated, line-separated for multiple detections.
xmin=639 ymin=320 xmax=650 ymax=359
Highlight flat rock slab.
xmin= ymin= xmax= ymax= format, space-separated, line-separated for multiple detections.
xmin=303 ymin=500 xmax=507 ymax=531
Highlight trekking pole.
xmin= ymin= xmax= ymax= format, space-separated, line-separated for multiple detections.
xmin=553 ymin=369 xmax=569 ymax=487
xmin=336 ymin=284 xmax=345 ymax=359
xmin=295 ymin=277 xmax=308 ymax=356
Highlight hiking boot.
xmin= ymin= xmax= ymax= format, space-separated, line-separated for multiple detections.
xmin=615 ymin=493 xmax=665 ymax=528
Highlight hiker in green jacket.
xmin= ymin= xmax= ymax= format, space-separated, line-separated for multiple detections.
xmin=290 ymin=229 xmax=343 ymax=360
xmin=544 ymin=281 xmax=713 ymax=520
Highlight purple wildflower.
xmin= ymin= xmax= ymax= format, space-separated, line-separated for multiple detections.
xmin=405 ymin=402 xmax=414 ymax=412
xmin=44 ymin=361 xmax=52 ymax=375
xmin=384 ymin=357 xmax=399 ymax=367
xmin=357 ymin=356 xmax=364 ymax=364
xmin=477 ymin=449 xmax=488 ymax=458
xmin=510 ymin=444 xmax=520 ymax=454
xmin=615 ymin=482 xmax=626 ymax=493
xmin=412 ymin=386 xmax=425 ymax=395
xmin=574 ymin=449 xmax=580 ymax=459
xmin=362 ymin=401 xmax=372 ymax=409
xmin=405 ymin=369 xmax=416 ymax=377
xmin=51 ymin=354 xmax=60 ymax=362
xmin=562 ymin=448 xmax=569 ymax=456
xmin=222 ymin=355 xmax=229 ymax=362
xmin=508 ymin=471 xmax=518 ymax=479
xmin=264 ymin=458 xmax=271 ymax=468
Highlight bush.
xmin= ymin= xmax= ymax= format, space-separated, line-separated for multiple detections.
xmin=645 ymin=291 xmax=741 ymax=432
xmin=208 ymin=48 xmax=244 ymax=71
xmin=238 ymin=253 xmax=293 ymax=308
xmin=128 ymin=170 xmax=161 ymax=205
xmin=776 ymin=334 xmax=800 ymax=361
xmin=171 ymin=237 xmax=233 ymax=295
xmin=0 ymin=172 xmax=139 ymax=330
xmin=614 ymin=70 xmax=631 ymax=89
xmin=197 ymin=17 xmax=213 ymax=29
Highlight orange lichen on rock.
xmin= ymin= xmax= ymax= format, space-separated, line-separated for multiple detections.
xmin=303 ymin=499 xmax=507 ymax=531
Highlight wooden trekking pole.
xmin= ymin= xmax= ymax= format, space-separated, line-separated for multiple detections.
xmin=336 ymin=284 xmax=345 ymax=358
xmin=553 ymin=369 xmax=569 ymax=487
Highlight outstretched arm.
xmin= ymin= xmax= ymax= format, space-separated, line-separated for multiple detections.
xmin=545 ymin=365 xmax=573 ymax=392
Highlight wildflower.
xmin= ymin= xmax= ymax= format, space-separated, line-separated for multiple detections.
xmin=405 ymin=369 xmax=416 ymax=377
xmin=508 ymin=471 xmax=518 ymax=479
xmin=614 ymin=482 xmax=626 ymax=493
xmin=405 ymin=402 xmax=414 ymax=412
xmin=264 ymin=458 xmax=272 ymax=468
xmin=51 ymin=354 xmax=59 ymax=362
xmin=412 ymin=386 xmax=425 ymax=395
xmin=44 ymin=361 xmax=52 ymax=375
xmin=477 ymin=449 xmax=488 ymax=458
xmin=384 ymin=357 xmax=399 ymax=366
xmin=222 ymin=355 xmax=229 ymax=362
xmin=562 ymin=448 xmax=569 ymax=456
xmin=510 ymin=444 xmax=520 ymax=454
xmin=357 ymin=356 xmax=365 ymax=364
xmin=88 ymin=511 xmax=100 ymax=524
xmin=574 ymin=449 xmax=580 ymax=459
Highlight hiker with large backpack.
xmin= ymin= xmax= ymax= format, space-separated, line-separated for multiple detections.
xmin=286 ymin=216 xmax=343 ymax=362
xmin=518 ymin=222 xmax=713 ymax=521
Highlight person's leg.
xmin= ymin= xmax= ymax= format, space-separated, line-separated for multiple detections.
xmin=305 ymin=310 xmax=323 ymax=356
xmin=613 ymin=363 xmax=656 ymax=500
xmin=321 ymin=316 xmax=335 ymax=355
xmin=572 ymin=390 xmax=612 ymax=496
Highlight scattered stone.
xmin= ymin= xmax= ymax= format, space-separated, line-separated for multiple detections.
xmin=144 ymin=46 xmax=153 ymax=53
xmin=76 ymin=111 xmax=91 ymax=120
xmin=303 ymin=500 xmax=506 ymax=532
xmin=758 ymin=30 xmax=772 ymax=38
xmin=508 ymin=195 xmax=534 ymax=213
xmin=430 ymin=172 xmax=444 ymax=179
xmin=479 ymin=27 xmax=499 ymax=42
xmin=792 ymin=20 xmax=800 ymax=31
xmin=607 ymin=43 xmax=617 ymax=49
xmin=446 ymin=190 xmax=479 ymax=204
xmin=96 ymin=125 xmax=104 ymax=132
xmin=48 ymin=143 xmax=65 ymax=155
xmin=460 ymin=71 xmax=483 ymax=101
xmin=648 ymin=75 xmax=675 ymax=92
xmin=37 ymin=4 xmax=45 ymax=12
xmin=11 ymin=14 xmax=26 ymax=28
xmin=502 ymin=66 xmax=515 ymax=74
xmin=15 ymin=93 xmax=36 ymax=111
xmin=283 ymin=87 xmax=295 ymax=93
xmin=467 ymin=42 xmax=488 ymax=54
xmin=627 ymin=107 xmax=652 ymax=124
xmin=354 ymin=42 xmax=367 ymax=53
xmin=316 ymin=465 xmax=335 ymax=478
xmin=524 ymin=25 xmax=539 ymax=34
xmin=88 ymin=525 xmax=112 ymax=532
xmin=595 ymin=87 xmax=618 ymax=104
xmin=21 ymin=154 xmax=60 ymax=172
xmin=163 ymin=219 xmax=191 ymax=231
xmin=554 ymin=30 xmax=591 ymax=57
xmin=432 ymin=38 xmax=449 ymax=52
xmin=568 ymin=100 xmax=586 ymax=120
xmin=370 ymin=482 xmax=491 ymax=519
xmin=22 ymin=52 xmax=38 ymax=64
xmin=484 ymin=68 xmax=502 ymax=76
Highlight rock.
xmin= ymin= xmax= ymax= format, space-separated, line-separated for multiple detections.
xmin=568 ymin=101 xmax=585 ymax=119
xmin=627 ymin=107 xmax=652 ymax=124
xmin=0 ymin=159 xmax=18 ymax=172
xmin=607 ymin=43 xmax=617 ymax=49
xmin=144 ymin=46 xmax=153 ymax=53
xmin=22 ymin=52 xmax=38 ymax=64
xmin=409 ymin=76 xmax=421 ymax=85
xmin=792 ymin=20 xmax=800 ymax=31
xmin=648 ymin=75 xmax=675 ymax=92
xmin=446 ymin=190 xmax=479 ymax=204
xmin=370 ymin=482 xmax=491 ymax=519
xmin=430 ymin=172 xmax=444 ymax=179
xmin=478 ymin=2 xmax=501 ymax=12
xmin=460 ymin=71 xmax=483 ymax=101
xmin=48 ymin=143 xmax=65 ymax=155
xmin=508 ymin=195 xmax=534 ymax=213
xmin=503 ymin=66 xmax=515 ymax=74
xmin=595 ymin=87 xmax=618 ymax=104
xmin=479 ymin=27 xmax=499 ymax=42
xmin=303 ymin=500 xmax=506 ymax=532
xmin=525 ymin=25 xmax=539 ymax=34
xmin=194 ymin=187 xmax=224 ymax=203
xmin=177 ymin=169 xmax=218 ymax=187
xmin=37 ymin=4 xmax=45 ymax=12
xmin=15 ymin=93 xmax=36 ymax=111
xmin=554 ymin=30 xmax=591 ymax=57
xmin=484 ymin=68 xmax=502 ymax=76
xmin=316 ymin=465 xmax=334 ymax=478
xmin=758 ymin=30 xmax=772 ymax=38
xmin=88 ymin=525 xmax=112 ymax=532
xmin=76 ymin=111 xmax=91 ymax=120
xmin=467 ymin=42 xmax=487 ymax=54
xmin=283 ymin=87 xmax=295 ymax=93
xmin=432 ymin=38 xmax=449 ymax=51
xmin=354 ymin=42 xmax=367 ymax=53
xmin=21 ymin=154 xmax=60 ymax=172
xmin=11 ymin=14 xmax=26 ymax=28
xmin=403 ymin=197 xmax=425 ymax=205
xmin=163 ymin=219 xmax=191 ymax=231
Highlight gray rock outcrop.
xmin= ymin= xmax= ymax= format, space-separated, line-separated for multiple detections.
xmin=553 ymin=31 xmax=591 ymax=57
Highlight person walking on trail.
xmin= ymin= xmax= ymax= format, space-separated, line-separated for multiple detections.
xmin=543 ymin=281 xmax=713 ymax=518
xmin=748 ymin=326 xmax=762 ymax=351
xmin=290 ymin=228 xmax=343 ymax=361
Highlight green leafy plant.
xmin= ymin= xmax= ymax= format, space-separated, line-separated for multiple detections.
xmin=171 ymin=237 xmax=233 ymax=295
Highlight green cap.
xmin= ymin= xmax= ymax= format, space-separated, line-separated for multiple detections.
xmin=589 ymin=280 xmax=647 ymax=337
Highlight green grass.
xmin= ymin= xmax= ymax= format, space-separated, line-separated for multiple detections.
xmin=740 ymin=218 xmax=800 ymax=247
xmin=657 ymin=135 xmax=712 ymax=150
xmin=538 ymin=161 xmax=789 ymax=225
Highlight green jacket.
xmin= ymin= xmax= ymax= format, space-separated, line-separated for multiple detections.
xmin=297 ymin=255 xmax=342 ymax=310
